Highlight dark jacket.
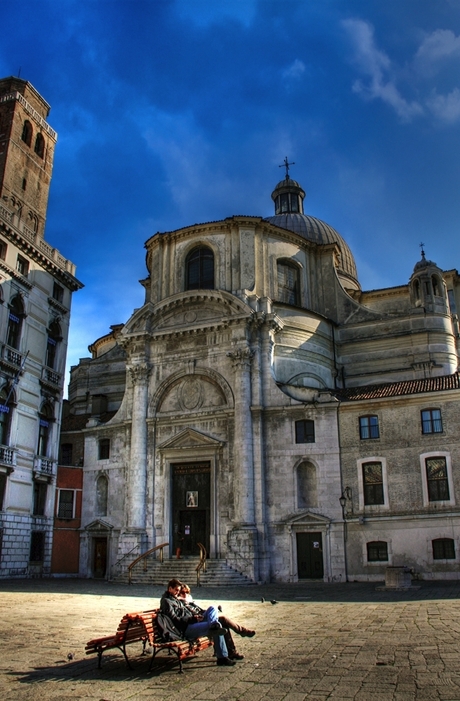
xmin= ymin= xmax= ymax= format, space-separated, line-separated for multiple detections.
xmin=159 ymin=591 xmax=197 ymax=634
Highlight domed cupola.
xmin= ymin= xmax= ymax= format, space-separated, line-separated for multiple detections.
xmin=265 ymin=160 xmax=360 ymax=289
xmin=410 ymin=246 xmax=448 ymax=313
xmin=271 ymin=176 xmax=306 ymax=215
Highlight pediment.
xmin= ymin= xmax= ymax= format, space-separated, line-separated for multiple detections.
xmin=283 ymin=510 xmax=331 ymax=527
xmin=122 ymin=291 xmax=253 ymax=337
xmin=159 ymin=428 xmax=223 ymax=450
xmin=84 ymin=519 xmax=113 ymax=532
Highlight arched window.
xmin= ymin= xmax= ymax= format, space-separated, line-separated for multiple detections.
xmin=21 ymin=120 xmax=33 ymax=147
xmin=37 ymin=404 xmax=53 ymax=457
xmin=96 ymin=474 xmax=108 ymax=516
xmin=277 ymin=260 xmax=300 ymax=305
xmin=6 ymin=295 xmax=25 ymax=350
xmin=431 ymin=275 xmax=440 ymax=296
xmin=46 ymin=321 xmax=62 ymax=370
xmin=297 ymin=461 xmax=318 ymax=509
xmin=0 ymin=386 xmax=14 ymax=447
xmin=34 ymin=133 xmax=45 ymax=158
xmin=185 ymin=246 xmax=214 ymax=290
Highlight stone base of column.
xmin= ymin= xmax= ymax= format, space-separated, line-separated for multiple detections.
xmin=117 ymin=529 xmax=149 ymax=564
xmin=226 ymin=525 xmax=259 ymax=582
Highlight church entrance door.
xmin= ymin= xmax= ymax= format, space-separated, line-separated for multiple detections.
xmin=296 ymin=532 xmax=324 ymax=579
xmin=172 ymin=462 xmax=210 ymax=557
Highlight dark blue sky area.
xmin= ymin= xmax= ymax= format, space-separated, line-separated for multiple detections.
xmin=2 ymin=0 xmax=460 ymax=380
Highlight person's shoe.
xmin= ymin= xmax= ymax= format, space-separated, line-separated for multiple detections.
xmin=241 ymin=629 xmax=256 ymax=637
xmin=208 ymin=623 xmax=228 ymax=637
xmin=228 ymin=652 xmax=244 ymax=660
xmin=217 ymin=657 xmax=236 ymax=666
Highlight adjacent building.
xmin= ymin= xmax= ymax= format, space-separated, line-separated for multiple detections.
xmin=0 ymin=77 xmax=82 ymax=577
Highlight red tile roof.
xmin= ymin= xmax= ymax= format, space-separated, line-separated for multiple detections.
xmin=336 ymin=373 xmax=460 ymax=402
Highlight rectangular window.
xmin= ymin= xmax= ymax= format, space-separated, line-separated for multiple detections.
xmin=421 ymin=409 xmax=443 ymax=434
xmin=433 ymin=538 xmax=455 ymax=560
xmin=447 ymin=290 xmax=457 ymax=314
xmin=0 ymin=473 xmax=6 ymax=510
xmin=367 ymin=541 xmax=388 ymax=562
xmin=295 ymin=419 xmax=315 ymax=444
xmin=60 ymin=443 xmax=73 ymax=466
xmin=57 ymin=489 xmax=74 ymax=519
xmin=359 ymin=415 xmax=379 ymax=439
xmin=16 ymin=255 xmax=29 ymax=276
xmin=426 ymin=457 xmax=450 ymax=501
xmin=363 ymin=462 xmax=384 ymax=505
xmin=33 ymin=481 xmax=47 ymax=516
xmin=52 ymin=282 xmax=64 ymax=303
xmin=98 ymin=438 xmax=110 ymax=460
xmin=0 ymin=240 xmax=7 ymax=261
xmin=29 ymin=531 xmax=45 ymax=561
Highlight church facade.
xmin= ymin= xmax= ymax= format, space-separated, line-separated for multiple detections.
xmin=64 ymin=174 xmax=460 ymax=583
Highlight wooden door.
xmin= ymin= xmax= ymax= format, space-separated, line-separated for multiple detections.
xmin=93 ymin=537 xmax=107 ymax=578
xmin=296 ymin=532 xmax=324 ymax=579
xmin=172 ymin=462 xmax=210 ymax=556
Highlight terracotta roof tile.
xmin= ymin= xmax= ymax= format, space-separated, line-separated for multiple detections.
xmin=336 ymin=373 xmax=460 ymax=402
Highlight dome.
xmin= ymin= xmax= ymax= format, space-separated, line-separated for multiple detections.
xmin=413 ymin=249 xmax=438 ymax=273
xmin=265 ymin=176 xmax=359 ymax=284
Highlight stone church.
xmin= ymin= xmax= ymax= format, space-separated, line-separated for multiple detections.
xmin=62 ymin=171 xmax=460 ymax=583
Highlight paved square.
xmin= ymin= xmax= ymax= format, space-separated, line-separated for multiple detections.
xmin=2 ymin=579 xmax=460 ymax=700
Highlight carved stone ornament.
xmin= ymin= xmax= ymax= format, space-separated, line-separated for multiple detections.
xmin=227 ymin=347 xmax=255 ymax=369
xmin=128 ymin=363 xmax=151 ymax=383
xmin=179 ymin=377 xmax=203 ymax=411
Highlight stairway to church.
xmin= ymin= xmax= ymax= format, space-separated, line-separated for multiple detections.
xmin=114 ymin=558 xmax=256 ymax=587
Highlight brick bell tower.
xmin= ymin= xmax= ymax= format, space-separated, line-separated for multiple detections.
xmin=0 ymin=76 xmax=57 ymax=238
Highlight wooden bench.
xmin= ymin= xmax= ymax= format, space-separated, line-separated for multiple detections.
xmin=85 ymin=608 xmax=214 ymax=673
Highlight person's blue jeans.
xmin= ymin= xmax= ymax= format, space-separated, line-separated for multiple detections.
xmin=185 ymin=606 xmax=228 ymax=658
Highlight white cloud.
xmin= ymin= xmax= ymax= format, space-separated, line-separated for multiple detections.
xmin=282 ymin=59 xmax=306 ymax=81
xmin=414 ymin=29 xmax=460 ymax=70
xmin=426 ymin=88 xmax=460 ymax=123
xmin=343 ymin=18 xmax=423 ymax=122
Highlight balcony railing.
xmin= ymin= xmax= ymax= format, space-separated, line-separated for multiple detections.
xmin=34 ymin=456 xmax=56 ymax=477
xmin=41 ymin=366 xmax=62 ymax=387
xmin=1 ymin=344 xmax=24 ymax=368
xmin=0 ymin=444 xmax=16 ymax=469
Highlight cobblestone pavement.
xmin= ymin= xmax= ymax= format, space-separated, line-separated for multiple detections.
xmin=2 ymin=578 xmax=460 ymax=701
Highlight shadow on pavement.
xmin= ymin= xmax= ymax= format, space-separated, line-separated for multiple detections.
xmin=7 ymin=649 xmax=213 ymax=685
xmin=1 ymin=577 xmax=460 ymax=603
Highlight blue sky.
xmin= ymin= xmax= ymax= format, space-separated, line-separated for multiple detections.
xmin=2 ymin=0 xmax=460 ymax=385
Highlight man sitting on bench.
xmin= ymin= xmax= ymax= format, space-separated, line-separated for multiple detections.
xmin=160 ymin=578 xmax=236 ymax=667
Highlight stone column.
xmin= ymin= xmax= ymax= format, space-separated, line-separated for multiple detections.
xmin=227 ymin=346 xmax=255 ymax=526
xmin=127 ymin=363 xmax=151 ymax=532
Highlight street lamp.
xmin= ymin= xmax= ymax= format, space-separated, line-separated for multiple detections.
xmin=339 ymin=488 xmax=351 ymax=583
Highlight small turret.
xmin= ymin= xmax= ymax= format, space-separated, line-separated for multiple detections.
xmin=410 ymin=246 xmax=448 ymax=314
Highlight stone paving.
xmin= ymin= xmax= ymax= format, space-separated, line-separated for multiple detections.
xmin=2 ymin=578 xmax=460 ymax=700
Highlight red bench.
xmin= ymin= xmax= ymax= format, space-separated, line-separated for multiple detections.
xmin=85 ymin=608 xmax=214 ymax=673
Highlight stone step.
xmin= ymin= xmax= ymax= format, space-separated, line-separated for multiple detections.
xmin=114 ymin=558 xmax=256 ymax=587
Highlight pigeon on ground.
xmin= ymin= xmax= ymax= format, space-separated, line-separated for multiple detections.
xmin=217 ymin=605 xmax=222 ymax=612
xmin=67 ymin=653 xmax=74 ymax=660
xmin=260 ymin=597 xmax=265 ymax=603
xmin=270 ymin=599 xmax=278 ymax=605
